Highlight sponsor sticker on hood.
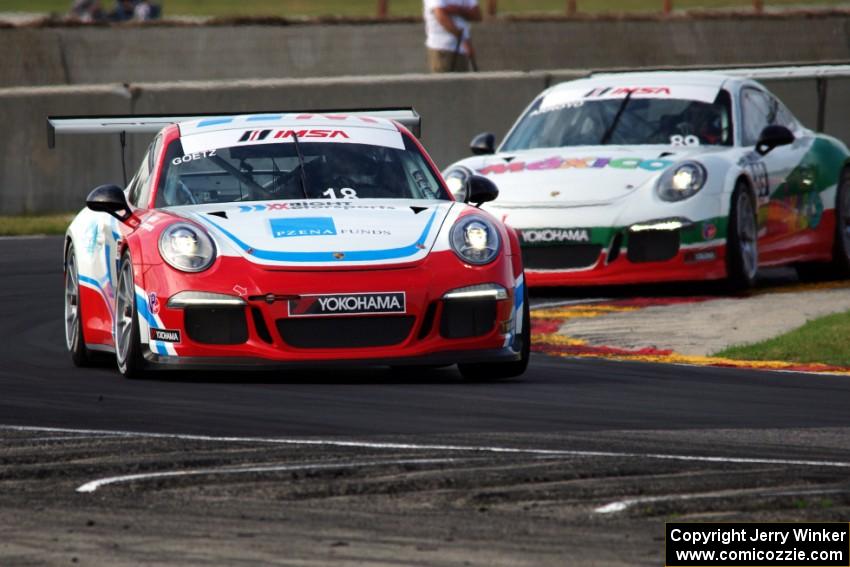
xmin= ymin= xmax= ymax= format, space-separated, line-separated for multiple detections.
xmin=270 ymin=217 xmax=337 ymax=238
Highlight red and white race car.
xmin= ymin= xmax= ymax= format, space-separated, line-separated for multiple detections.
xmin=52 ymin=110 xmax=528 ymax=379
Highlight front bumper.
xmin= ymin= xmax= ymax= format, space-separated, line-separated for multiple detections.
xmin=138 ymin=250 xmax=522 ymax=364
xmin=519 ymin=219 xmax=729 ymax=287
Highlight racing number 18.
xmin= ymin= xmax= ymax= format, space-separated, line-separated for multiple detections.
xmin=322 ymin=188 xmax=358 ymax=199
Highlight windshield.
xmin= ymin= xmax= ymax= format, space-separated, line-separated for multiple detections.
xmin=501 ymin=89 xmax=733 ymax=151
xmin=155 ymin=134 xmax=449 ymax=207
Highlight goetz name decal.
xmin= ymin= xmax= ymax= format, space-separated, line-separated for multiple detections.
xmin=270 ymin=217 xmax=337 ymax=238
xmin=288 ymin=292 xmax=406 ymax=317
xmin=520 ymin=228 xmax=591 ymax=245
xmin=478 ymin=156 xmax=673 ymax=176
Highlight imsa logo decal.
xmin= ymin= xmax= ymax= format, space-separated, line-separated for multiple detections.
xmin=150 ymin=328 xmax=181 ymax=343
xmin=519 ymin=228 xmax=591 ymax=245
xmin=288 ymin=292 xmax=406 ymax=317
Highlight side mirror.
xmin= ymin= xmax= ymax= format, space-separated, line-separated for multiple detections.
xmin=470 ymin=132 xmax=495 ymax=155
xmin=464 ymin=175 xmax=499 ymax=207
xmin=756 ymin=125 xmax=794 ymax=156
xmin=86 ymin=184 xmax=133 ymax=222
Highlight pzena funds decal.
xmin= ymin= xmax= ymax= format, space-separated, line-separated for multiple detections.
xmin=288 ymin=292 xmax=406 ymax=317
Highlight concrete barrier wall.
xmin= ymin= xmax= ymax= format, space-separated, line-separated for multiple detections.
xmin=1 ymin=70 xmax=847 ymax=215
xmin=2 ymin=15 xmax=850 ymax=87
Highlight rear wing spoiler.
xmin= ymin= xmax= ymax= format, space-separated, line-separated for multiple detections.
xmin=47 ymin=107 xmax=421 ymax=148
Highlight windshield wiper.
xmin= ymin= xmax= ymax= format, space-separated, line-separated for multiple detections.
xmin=290 ymin=132 xmax=310 ymax=200
xmin=599 ymin=91 xmax=633 ymax=145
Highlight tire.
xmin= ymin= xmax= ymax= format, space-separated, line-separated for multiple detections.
xmin=458 ymin=282 xmax=530 ymax=381
xmin=115 ymin=251 xmax=146 ymax=379
xmin=64 ymin=242 xmax=92 ymax=367
xmin=725 ymin=181 xmax=759 ymax=292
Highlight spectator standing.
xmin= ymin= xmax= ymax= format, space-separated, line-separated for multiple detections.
xmin=423 ymin=0 xmax=481 ymax=73
xmin=69 ymin=0 xmax=105 ymax=22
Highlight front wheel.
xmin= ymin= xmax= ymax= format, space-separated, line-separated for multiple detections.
xmin=725 ymin=182 xmax=759 ymax=292
xmin=65 ymin=243 xmax=92 ymax=367
xmin=458 ymin=283 xmax=530 ymax=381
xmin=114 ymin=252 xmax=146 ymax=379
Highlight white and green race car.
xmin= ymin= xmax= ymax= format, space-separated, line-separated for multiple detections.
xmin=444 ymin=71 xmax=850 ymax=288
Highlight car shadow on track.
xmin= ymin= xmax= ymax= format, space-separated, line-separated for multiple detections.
xmin=132 ymin=366 xmax=525 ymax=386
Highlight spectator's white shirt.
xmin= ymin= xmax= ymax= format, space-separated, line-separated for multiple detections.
xmin=423 ymin=0 xmax=478 ymax=54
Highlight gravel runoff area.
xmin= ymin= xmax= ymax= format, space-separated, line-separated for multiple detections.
xmin=558 ymin=282 xmax=850 ymax=357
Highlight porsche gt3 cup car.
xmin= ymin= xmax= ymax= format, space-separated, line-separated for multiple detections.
xmin=443 ymin=71 xmax=850 ymax=288
xmin=53 ymin=110 xmax=528 ymax=379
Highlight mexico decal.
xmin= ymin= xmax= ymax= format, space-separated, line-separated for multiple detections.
xmin=478 ymin=156 xmax=674 ymax=176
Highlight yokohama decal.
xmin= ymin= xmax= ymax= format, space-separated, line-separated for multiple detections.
xmin=288 ymin=292 xmax=406 ymax=317
xmin=150 ymin=328 xmax=181 ymax=343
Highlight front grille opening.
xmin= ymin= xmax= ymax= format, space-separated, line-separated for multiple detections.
xmin=276 ymin=316 xmax=415 ymax=349
xmin=440 ymin=300 xmax=497 ymax=339
xmin=627 ymin=229 xmax=680 ymax=263
xmin=607 ymin=232 xmax=623 ymax=264
xmin=417 ymin=302 xmax=438 ymax=340
xmin=184 ymin=307 xmax=249 ymax=345
xmin=521 ymin=244 xmax=602 ymax=270
xmin=251 ymin=307 xmax=273 ymax=344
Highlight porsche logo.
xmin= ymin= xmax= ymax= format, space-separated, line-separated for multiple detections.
xmin=333 ymin=252 xmax=345 ymax=260
xmin=550 ymin=191 xmax=561 ymax=198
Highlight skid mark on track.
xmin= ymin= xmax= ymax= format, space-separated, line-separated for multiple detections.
xmin=7 ymin=424 xmax=850 ymax=494
xmin=76 ymin=457 xmax=463 ymax=493
xmin=594 ymin=486 xmax=850 ymax=515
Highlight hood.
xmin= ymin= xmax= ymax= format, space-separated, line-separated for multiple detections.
xmin=167 ymin=199 xmax=453 ymax=268
xmin=464 ymin=146 xmax=723 ymax=208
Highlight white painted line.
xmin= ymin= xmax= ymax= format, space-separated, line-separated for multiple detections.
xmin=6 ymin=424 xmax=850 ymax=472
xmin=595 ymin=487 xmax=849 ymax=514
xmin=77 ymin=458 xmax=460 ymax=493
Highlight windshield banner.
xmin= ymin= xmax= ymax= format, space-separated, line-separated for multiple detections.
xmin=540 ymin=85 xmax=721 ymax=111
xmin=180 ymin=125 xmax=405 ymax=155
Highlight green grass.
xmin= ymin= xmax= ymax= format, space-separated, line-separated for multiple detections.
xmin=714 ymin=310 xmax=850 ymax=367
xmin=3 ymin=0 xmax=850 ymax=17
xmin=0 ymin=214 xmax=74 ymax=236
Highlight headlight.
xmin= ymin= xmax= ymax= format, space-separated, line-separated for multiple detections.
xmin=443 ymin=166 xmax=472 ymax=202
xmin=657 ymin=161 xmax=707 ymax=202
xmin=158 ymin=222 xmax=216 ymax=272
xmin=450 ymin=215 xmax=501 ymax=265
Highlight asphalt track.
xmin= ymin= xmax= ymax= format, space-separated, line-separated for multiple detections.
xmin=3 ymin=236 xmax=850 ymax=566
